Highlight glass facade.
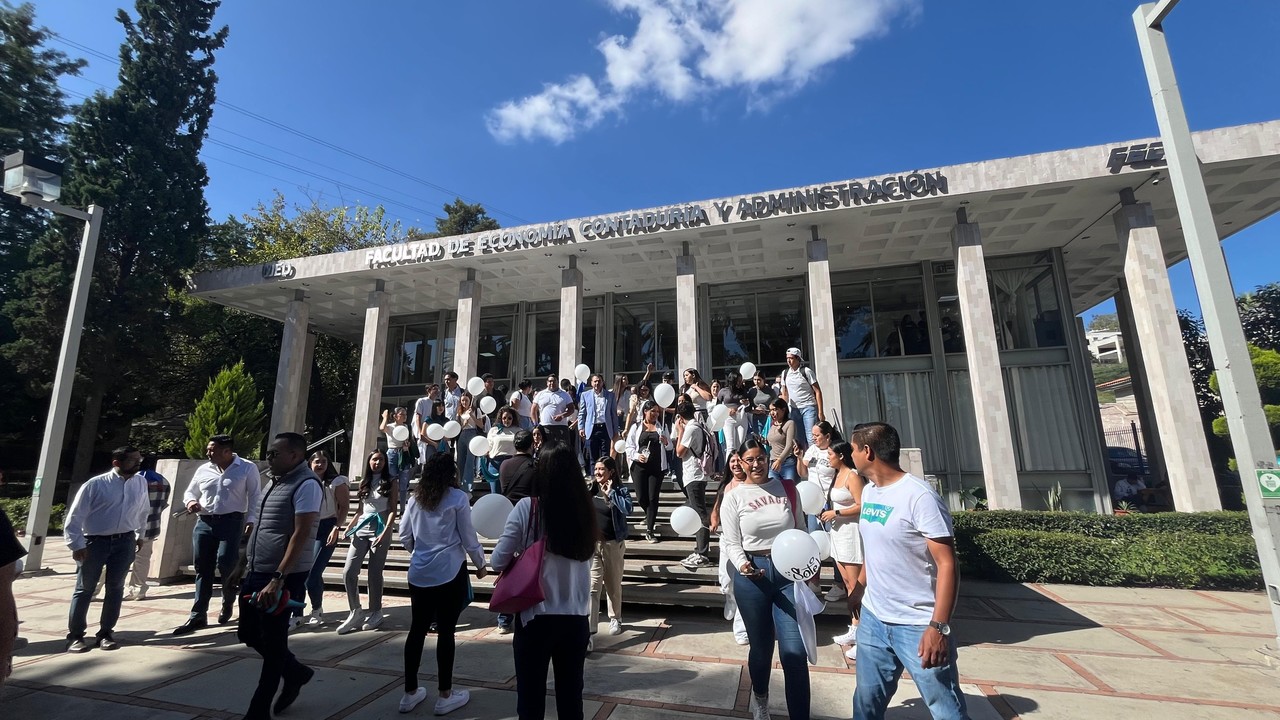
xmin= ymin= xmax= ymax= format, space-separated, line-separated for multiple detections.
xmin=612 ymin=293 xmax=677 ymax=376
xmin=383 ymin=321 xmax=439 ymax=386
xmin=832 ymin=277 xmax=931 ymax=358
xmin=707 ymin=282 xmax=805 ymax=378
xmin=477 ymin=307 xmax=516 ymax=384
xmin=988 ymin=252 xmax=1066 ymax=350
xmin=525 ymin=311 xmax=558 ymax=381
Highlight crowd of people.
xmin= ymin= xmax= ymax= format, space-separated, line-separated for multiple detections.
xmin=12 ymin=347 xmax=968 ymax=720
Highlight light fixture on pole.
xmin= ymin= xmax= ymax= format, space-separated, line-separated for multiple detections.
xmin=1132 ymin=2 xmax=1280 ymax=649
xmin=3 ymin=151 xmax=105 ymax=573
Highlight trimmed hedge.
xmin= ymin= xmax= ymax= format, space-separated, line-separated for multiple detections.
xmin=953 ymin=510 xmax=1261 ymax=590
xmin=0 ymin=497 xmax=66 ymax=534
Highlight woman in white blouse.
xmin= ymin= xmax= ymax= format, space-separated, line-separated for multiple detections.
xmin=485 ymin=406 xmax=520 ymax=493
xmin=456 ymin=392 xmax=489 ymax=491
xmin=721 ymin=436 xmax=810 ymax=720
xmin=490 ymin=444 xmax=598 ymax=720
xmin=396 ymin=454 xmax=487 ymax=715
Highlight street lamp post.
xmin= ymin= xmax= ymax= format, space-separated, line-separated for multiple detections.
xmin=2 ymin=151 xmax=105 ymax=573
xmin=1132 ymin=2 xmax=1280 ymax=648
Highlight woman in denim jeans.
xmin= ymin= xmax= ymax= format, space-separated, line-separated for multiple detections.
xmin=381 ymin=407 xmax=415 ymax=514
xmin=765 ymin=400 xmax=798 ymax=483
xmin=720 ymin=436 xmax=809 ymax=720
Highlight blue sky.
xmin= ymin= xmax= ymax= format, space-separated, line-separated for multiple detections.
xmin=27 ymin=0 xmax=1280 ymax=322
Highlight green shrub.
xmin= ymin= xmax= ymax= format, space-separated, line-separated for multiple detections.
xmin=184 ymin=361 xmax=266 ymax=460
xmin=952 ymin=510 xmax=1251 ymax=539
xmin=0 ymin=497 xmax=66 ymax=534
xmin=960 ymin=529 xmax=1126 ymax=585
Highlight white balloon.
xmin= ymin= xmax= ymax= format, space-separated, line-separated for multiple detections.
xmin=739 ymin=362 xmax=757 ymax=379
xmin=654 ymin=383 xmax=676 ymax=408
xmin=467 ymin=376 xmax=486 ymax=395
xmin=613 ymin=439 xmax=628 ymax=454
xmin=443 ymin=420 xmax=462 ymax=439
xmin=709 ymin=404 xmax=730 ymax=423
xmin=669 ymin=505 xmax=703 ymax=537
xmin=468 ymin=434 xmax=491 ymax=457
xmin=391 ymin=425 xmax=410 ymax=443
xmin=426 ymin=423 xmax=445 ymax=441
xmin=810 ymin=530 xmax=832 ymax=562
xmin=479 ymin=395 xmax=497 ymax=415
xmin=574 ymin=363 xmax=592 ymax=383
xmin=797 ymin=480 xmax=825 ymax=515
xmin=707 ymin=414 xmax=725 ymax=432
xmin=472 ymin=492 xmax=514 ymax=539
xmin=772 ymin=528 xmax=821 ymax=582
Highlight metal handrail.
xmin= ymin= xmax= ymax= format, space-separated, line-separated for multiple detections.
xmin=308 ymin=428 xmax=345 ymax=451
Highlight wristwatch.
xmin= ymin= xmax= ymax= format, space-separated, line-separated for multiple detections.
xmin=929 ymin=621 xmax=951 ymax=636
xmin=271 ymin=570 xmax=284 ymax=581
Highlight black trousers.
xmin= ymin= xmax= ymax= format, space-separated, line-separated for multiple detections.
xmin=683 ymin=480 xmax=711 ymax=556
xmin=238 ymin=571 xmax=309 ymax=719
xmin=631 ymin=462 xmax=664 ymax=534
xmin=405 ymin=565 xmax=469 ymax=693
xmin=191 ymin=513 xmax=243 ymax=614
xmin=513 ymin=614 xmax=589 ymax=720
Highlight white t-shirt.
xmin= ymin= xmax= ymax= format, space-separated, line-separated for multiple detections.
xmin=412 ymin=397 xmax=432 ymax=437
xmin=720 ymin=479 xmax=800 ymax=571
xmin=679 ymin=421 xmax=708 ymax=485
xmin=859 ymin=473 xmax=954 ymax=625
xmin=802 ymin=444 xmax=836 ymax=495
xmin=783 ymin=366 xmax=819 ymax=407
xmin=443 ymin=385 xmax=463 ymax=420
xmin=510 ymin=390 xmax=534 ymax=422
xmin=533 ymin=388 xmax=573 ymax=426
xmin=318 ymin=475 xmax=350 ymax=520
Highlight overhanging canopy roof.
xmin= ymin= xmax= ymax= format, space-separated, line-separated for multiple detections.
xmin=190 ymin=121 xmax=1280 ymax=341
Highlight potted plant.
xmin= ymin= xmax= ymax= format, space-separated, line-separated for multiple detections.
xmin=1113 ymin=500 xmax=1136 ymax=516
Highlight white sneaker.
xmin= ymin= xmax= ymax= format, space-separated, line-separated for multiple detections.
xmin=434 ymin=689 xmax=470 ymax=715
xmin=749 ymin=691 xmax=771 ymax=720
xmin=399 ymin=687 xmax=427 ymax=713
xmin=336 ymin=610 xmax=361 ymax=635
xmin=287 ymin=615 xmax=304 ymax=632
xmin=362 ymin=612 xmax=384 ymax=631
xmin=608 ymin=618 xmax=623 ymax=636
xmin=734 ymin=632 xmax=750 ymax=646
xmin=125 ymin=586 xmax=146 ymax=601
xmin=832 ymin=625 xmax=858 ymax=645
xmin=306 ymin=608 xmax=325 ymax=626
xmin=844 ymin=644 xmax=858 ymax=660
xmin=825 ymin=584 xmax=848 ymax=602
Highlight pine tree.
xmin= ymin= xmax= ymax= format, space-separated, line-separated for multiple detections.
xmin=184 ymin=361 xmax=265 ymax=460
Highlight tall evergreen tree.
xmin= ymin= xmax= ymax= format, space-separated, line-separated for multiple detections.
xmin=0 ymin=2 xmax=84 ymax=443
xmin=183 ymin=361 xmax=265 ymax=460
xmin=2 ymin=0 xmax=226 ymax=482
xmin=425 ymin=198 xmax=499 ymax=238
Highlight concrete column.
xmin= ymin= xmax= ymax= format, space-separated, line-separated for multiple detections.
xmin=269 ymin=291 xmax=310 ymax=439
xmin=559 ymin=259 xmax=584 ymax=382
xmin=951 ymin=210 xmax=1022 ymax=509
xmin=805 ymin=229 xmax=842 ymax=427
xmin=453 ymin=270 xmax=481 ymax=380
xmin=1114 ymin=197 xmax=1220 ymax=510
xmin=297 ymin=331 xmax=317 ymax=430
xmin=1113 ymin=283 xmax=1168 ymax=488
xmin=349 ymin=281 xmax=389 ymax=477
xmin=676 ymin=249 xmax=699 ymax=374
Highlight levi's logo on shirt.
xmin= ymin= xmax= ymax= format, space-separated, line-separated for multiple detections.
xmin=861 ymin=502 xmax=893 ymax=525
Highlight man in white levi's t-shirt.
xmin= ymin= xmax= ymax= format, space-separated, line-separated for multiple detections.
xmin=849 ymin=422 xmax=967 ymax=720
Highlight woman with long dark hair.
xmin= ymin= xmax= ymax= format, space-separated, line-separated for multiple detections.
xmin=624 ymin=400 xmax=670 ymax=543
xmin=721 ymin=436 xmax=809 ymax=720
xmin=717 ymin=371 xmax=750 ymax=465
xmin=337 ymin=450 xmax=397 ymax=635
xmin=819 ymin=441 xmax=865 ymax=660
xmin=588 ymin=456 xmax=632 ymax=649
xmin=396 ymin=454 xmax=487 ymax=714
xmin=490 ymin=444 xmax=598 ymax=720
xmin=485 ymin=406 xmax=521 ymax=493
xmin=766 ymin=398 xmax=798 ymax=482
xmin=297 ymin=451 xmax=348 ymax=627
xmin=380 ymin=406 xmax=416 ymax=514
xmin=457 ymin=392 xmax=489 ymax=491
xmin=681 ymin=368 xmax=713 ymax=416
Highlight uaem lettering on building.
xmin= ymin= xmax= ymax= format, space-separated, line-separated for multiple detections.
xmin=365 ymin=169 xmax=948 ymax=269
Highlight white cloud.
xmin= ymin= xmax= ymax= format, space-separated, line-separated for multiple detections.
xmin=487 ymin=0 xmax=919 ymax=144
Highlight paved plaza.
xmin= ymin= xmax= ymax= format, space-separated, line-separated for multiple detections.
xmin=4 ymin=545 xmax=1279 ymax=719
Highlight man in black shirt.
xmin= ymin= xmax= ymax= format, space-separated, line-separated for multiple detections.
xmin=500 ymin=430 xmax=537 ymax=502
xmin=1 ymin=506 xmax=28 ymax=687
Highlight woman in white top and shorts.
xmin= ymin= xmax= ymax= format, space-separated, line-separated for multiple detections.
xmin=818 ymin=441 xmax=865 ymax=659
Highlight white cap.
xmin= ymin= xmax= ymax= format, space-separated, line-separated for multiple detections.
xmin=786 ymin=347 xmax=803 ymax=360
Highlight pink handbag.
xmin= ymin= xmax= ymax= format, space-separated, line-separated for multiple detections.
xmin=489 ymin=499 xmax=547 ymax=614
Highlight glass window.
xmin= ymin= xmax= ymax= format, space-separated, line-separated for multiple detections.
xmin=441 ymin=320 xmax=455 ymax=379
xmin=933 ymin=273 xmax=965 ymax=354
xmin=833 ymin=282 xmax=875 ymax=359
xmin=477 ymin=312 xmax=515 ymax=382
xmin=988 ymin=254 xmax=1066 ymax=350
xmin=758 ymin=289 xmax=805 ymax=366
xmin=872 ymin=278 xmax=930 ymax=356
xmin=525 ymin=312 xmax=558 ymax=380
xmin=707 ymin=284 xmax=805 ymax=375
xmin=710 ymin=295 xmax=756 ymax=369
xmin=612 ymin=298 xmax=676 ymax=375
xmin=582 ymin=307 xmax=601 ymax=377
xmin=840 ymin=371 xmax=945 ymax=473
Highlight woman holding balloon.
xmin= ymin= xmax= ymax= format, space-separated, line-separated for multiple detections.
xmin=380 ymin=407 xmax=416 ymax=514
xmin=720 ymin=436 xmax=810 ymax=720
xmin=456 ymin=393 xmax=489 ymax=491
xmin=819 ymin=441 xmax=865 ymax=659
xmin=625 ymin=400 xmax=670 ymax=543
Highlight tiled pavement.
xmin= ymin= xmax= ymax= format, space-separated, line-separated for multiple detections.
xmin=5 ymin=545 xmax=1279 ymax=719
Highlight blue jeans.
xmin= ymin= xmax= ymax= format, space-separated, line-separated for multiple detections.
xmin=853 ymin=608 xmax=967 ymax=720
xmin=769 ymin=456 xmax=798 ymax=482
xmin=68 ymin=531 xmax=136 ymax=639
xmin=297 ymin=517 xmax=338 ymax=615
xmin=387 ymin=448 xmax=414 ymax=511
xmin=795 ymin=405 xmax=819 ymax=449
xmin=192 ymin=513 xmax=244 ymax=614
xmin=732 ymin=554 xmax=809 ymax=719
xmin=457 ymin=429 xmax=478 ymax=491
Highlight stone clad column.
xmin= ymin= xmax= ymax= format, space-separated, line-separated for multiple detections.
xmin=453 ymin=270 xmax=481 ymax=380
xmin=296 ymin=331 xmax=317 ymax=429
xmin=676 ymin=248 xmax=699 ymax=374
xmin=349 ymin=281 xmax=389 ymax=476
xmin=951 ymin=210 xmax=1022 ymax=509
xmin=1114 ymin=195 xmax=1220 ymax=510
xmin=269 ymin=291 xmax=310 ymax=439
xmin=805 ymin=229 xmax=843 ymax=426
xmin=1113 ymin=285 xmax=1167 ymax=489
xmin=559 ymin=258 xmax=583 ymax=382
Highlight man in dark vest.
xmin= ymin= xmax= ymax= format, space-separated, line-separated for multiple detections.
xmin=237 ymin=432 xmax=321 ymax=719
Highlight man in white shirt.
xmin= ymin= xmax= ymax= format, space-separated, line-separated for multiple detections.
xmin=412 ymin=383 xmax=439 ymax=463
xmin=175 ymin=434 xmax=263 ymax=634
xmin=533 ymin=373 xmax=575 ymax=449
xmin=64 ymin=446 xmax=150 ymax=652
xmin=442 ymin=372 xmax=464 ymax=421
xmin=779 ymin=348 xmax=825 ymax=449
xmin=849 ymin=422 xmax=966 ymax=720
xmin=1113 ymin=473 xmax=1148 ymax=507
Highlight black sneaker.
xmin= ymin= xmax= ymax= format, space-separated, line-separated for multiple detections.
xmin=273 ymin=664 xmax=315 ymax=714
xmin=173 ymin=614 xmax=208 ymax=636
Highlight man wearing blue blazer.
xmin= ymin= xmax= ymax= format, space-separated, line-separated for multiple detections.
xmin=577 ymin=373 xmax=618 ymax=466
